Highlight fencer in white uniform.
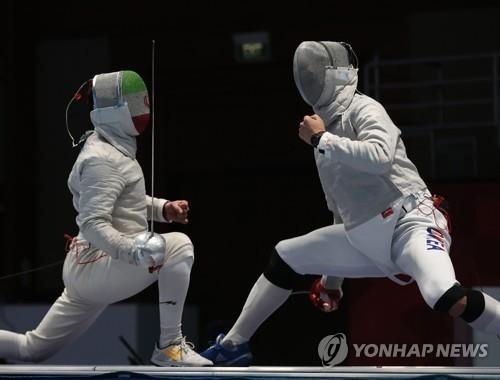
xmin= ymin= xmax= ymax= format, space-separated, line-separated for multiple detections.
xmin=200 ymin=41 xmax=500 ymax=366
xmin=0 ymin=70 xmax=212 ymax=366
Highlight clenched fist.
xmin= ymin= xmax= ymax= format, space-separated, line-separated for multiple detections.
xmin=298 ymin=114 xmax=326 ymax=145
xmin=163 ymin=200 xmax=190 ymax=224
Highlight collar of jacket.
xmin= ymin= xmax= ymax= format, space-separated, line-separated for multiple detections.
xmin=313 ymin=67 xmax=358 ymax=126
xmin=90 ymin=104 xmax=137 ymax=158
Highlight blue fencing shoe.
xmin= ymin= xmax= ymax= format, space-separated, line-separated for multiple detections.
xmin=199 ymin=333 xmax=253 ymax=366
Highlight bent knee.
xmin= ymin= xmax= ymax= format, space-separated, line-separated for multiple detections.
xmin=418 ymin=279 xmax=457 ymax=309
xmin=163 ymin=232 xmax=194 ymax=261
xmin=449 ymin=297 xmax=467 ymax=318
xmin=274 ymin=241 xmax=295 ymax=265
xmin=23 ymin=334 xmax=51 ymax=363
xmin=29 ymin=350 xmax=50 ymax=363
xmin=164 ymin=232 xmax=193 ymax=250
xmin=433 ymin=284 xmax=485 ymax=322
xmin=264 ymin=248 xmax=303 ymax=290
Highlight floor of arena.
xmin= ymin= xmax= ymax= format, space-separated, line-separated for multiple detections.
xmin=0 ymin=366 xmax=500 ymax=379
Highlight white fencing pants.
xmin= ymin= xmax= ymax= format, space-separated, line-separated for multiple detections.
xmin=0 ymin=231 xmax=194 ymax=362
xmin=276 ymin=200 xmax=456 ymax=309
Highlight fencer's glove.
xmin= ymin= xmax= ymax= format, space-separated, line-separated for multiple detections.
xmin=309 ymin=277 xmax=343 ymax=313
xmin=131 ymin=231 xmax=166 ymax=273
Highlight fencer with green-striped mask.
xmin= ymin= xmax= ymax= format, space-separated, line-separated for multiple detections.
xmin=90 ymin=70 xmax=150 ymax=157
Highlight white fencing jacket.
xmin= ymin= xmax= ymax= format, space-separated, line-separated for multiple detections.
xmin=315 ymin=92 xmax=427 ymax=230
xmin=67 ymin=105 xmax=167 ymax=263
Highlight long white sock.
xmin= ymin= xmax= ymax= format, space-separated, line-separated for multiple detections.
xmin=0 ymin=330 xmax=30 ymax=361
xmin=223 ymin=274 xmax=291 ymax=345
xmin=158 ymin=257 xmax=193 ymax=348
xmin=469 ymin=292 xmax=500 ymax=334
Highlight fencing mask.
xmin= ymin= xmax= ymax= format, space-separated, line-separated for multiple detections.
xmin=293 ymin=41 xmax=355 ymax=107
xmin=92 ymin=70 xmax=150 ymax=135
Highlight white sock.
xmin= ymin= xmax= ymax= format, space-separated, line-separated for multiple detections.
xmin=0 ymin=330 xmax=30 ymax=361
xmin=158 ymin=257 xmax=193 ymax=348
xmin=223 ymin=274 xmax=291 ymax=345
xmin=469 ymin=292 xmax=500 ymax=334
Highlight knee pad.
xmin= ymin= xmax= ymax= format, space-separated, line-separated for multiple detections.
xmin=263 ymin=249 xmax=303 ymax=290
xmin=461 ymin=289 xmax=485 ymax=322
xmin=433 ymin=284 xmax=485 ymax=322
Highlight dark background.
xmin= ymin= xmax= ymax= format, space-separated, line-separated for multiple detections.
xmin=2 ymin=0 xmax=500 ymax=366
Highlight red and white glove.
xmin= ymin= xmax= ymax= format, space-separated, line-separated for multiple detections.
xmin=309 ymin=277 xmax=343 ymax=313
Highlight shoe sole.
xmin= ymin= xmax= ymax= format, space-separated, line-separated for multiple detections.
xmin=214 ymin=353 xmax=253 ymax=367
xmin=150 ymin=359 xmax=213 ymax=367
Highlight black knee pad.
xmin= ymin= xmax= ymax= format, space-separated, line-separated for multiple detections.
xmin=461 ymin=289 xmax=485 ymax=323
xmin=263 ymin=249 xmax=303 ymax=290
xmin=433 ymin=284 xmax=485 ymax=323
xmin=433 ymin=284 xmax=466 ymax=313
